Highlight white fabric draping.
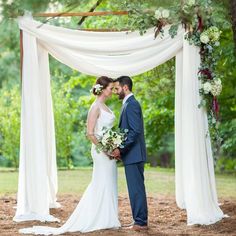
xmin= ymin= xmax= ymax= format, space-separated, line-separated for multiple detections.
xmin=175 ymin=41 xmax=225 ymax=225
xmin=14 ymin=13 xmax=225 ymax=225
xmin=14 ymin=26 xmax=60 ymax=223
xmin=18 ymin=15 xmax=183 ymax=77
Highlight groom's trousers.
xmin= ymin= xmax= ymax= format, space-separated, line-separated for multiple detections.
xmin=124 ymin=161 xmax=148 ymax=226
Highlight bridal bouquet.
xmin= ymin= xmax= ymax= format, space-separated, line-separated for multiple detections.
xmin=96 ymin=127 xmax=128 ymax=154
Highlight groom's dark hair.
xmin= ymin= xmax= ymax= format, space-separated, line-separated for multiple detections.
xmin=115 ymin=76 xmax=133 ymax=91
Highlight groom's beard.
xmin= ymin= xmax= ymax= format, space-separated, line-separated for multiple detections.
xmin=118 ymin=89 xmax=125 ymax=100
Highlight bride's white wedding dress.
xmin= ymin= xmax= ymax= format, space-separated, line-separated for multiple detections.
xmin=19 ymin=108 xmax=121 ymax=235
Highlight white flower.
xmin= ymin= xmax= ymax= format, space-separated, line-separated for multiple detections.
xmin=94 ymin=84 xmax=103 ymax=91
xmin=211 ymin=79 xmax=222 ymax=96
xmin=200 ymin=26 xmax=222 ymax=45
xmin=162 ymin=9 xmax=170 ymax=18
xmin=154 ymin=9 xmax=162 ymax=20
xmin=90 ymin=83 xmax=103 ymax=94
xmin=7 ymin=0 xmax=14 ymax=4
xmin=154 ymin=8 xmax=169 ymax=20
xmin=211 ymin=32 xmax=221 ymax=42
xmin=200 ymin=33 xmax=210 ymax=44
xmin=208 ymin=26 xmax=221 ymax=42
xmin=113 ymin=136 xmax=122 ymax=146
xmin=203 ymin=82 xmax=212 ymax=94
xmin=214 ymin=78 xmax=222 ymax=85
xmin=101 ymin=133 xmax=110 ymax=145
xmin=97 ymin=127 xmax=128 ymax=154
xmin=212 ymin=117 xmax=216 ymax=124
xmin=187 ymin=0 xmax=195 ymax=6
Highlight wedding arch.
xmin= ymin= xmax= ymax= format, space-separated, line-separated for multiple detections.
xmin=14 ymin=12 xmax=225 ymax=225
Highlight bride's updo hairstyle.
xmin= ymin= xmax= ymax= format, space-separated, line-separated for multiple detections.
xmin=91 ymin=76 xmax=113 ymax=95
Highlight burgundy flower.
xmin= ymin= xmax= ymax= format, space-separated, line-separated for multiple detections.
xmin=197 ymin=15 xmax=203 ymax=32
xmin=154 ymin=21 xmax=164 ymax=38
xmin=213 ymin=97 xmax=219 ymax=118
xmin=198 ymin=68 xmax=213 ymax=80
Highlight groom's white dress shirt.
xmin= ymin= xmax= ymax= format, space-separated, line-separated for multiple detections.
xmin=123 ymin=93 xmax=134 ymax=105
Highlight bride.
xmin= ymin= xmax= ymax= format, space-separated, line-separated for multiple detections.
xmin=19 ymin=76 xmax=121 ymax=235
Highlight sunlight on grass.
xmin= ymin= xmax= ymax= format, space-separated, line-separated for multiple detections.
xmin=0 ymin=167 xmax=235 ymax=198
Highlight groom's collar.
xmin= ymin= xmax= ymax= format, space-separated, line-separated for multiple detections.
xmin=122 ymin=93 xmax=134 ymax=105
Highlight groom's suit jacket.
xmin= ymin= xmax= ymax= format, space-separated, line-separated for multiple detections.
xmin=119 ymin=95 xmax=147 ymax=165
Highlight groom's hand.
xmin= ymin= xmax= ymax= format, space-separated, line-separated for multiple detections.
xmin=112 ymin=148 xmax=121 ymax=161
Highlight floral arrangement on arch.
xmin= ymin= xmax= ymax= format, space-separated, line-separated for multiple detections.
xmin=126 ymin=0 xmax=222 ymax=146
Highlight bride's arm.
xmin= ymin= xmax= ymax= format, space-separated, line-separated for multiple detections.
xmin=86 ymin=105 xmax=100 ymax=145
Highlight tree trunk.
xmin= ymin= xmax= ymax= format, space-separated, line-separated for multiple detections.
xmin=78 ymin=0 xmax=103 ymax=26
xmin=230 ymin=0 xmax=236 ymax=53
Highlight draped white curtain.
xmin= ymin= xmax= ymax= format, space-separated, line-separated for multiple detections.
xmin=175 ymin=44 xmax=225 ymax=225
xmin=14 ymin=14 xmax=225 ymax=225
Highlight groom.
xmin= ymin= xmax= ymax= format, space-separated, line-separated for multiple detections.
xmin=112 ymin=76 xmax=148 ymax=231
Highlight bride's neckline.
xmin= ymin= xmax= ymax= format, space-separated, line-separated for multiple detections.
xmin=94 ymin=101 xmax=113 ymax=115
xmin=100 ymin=108 xmax=114 ymax=116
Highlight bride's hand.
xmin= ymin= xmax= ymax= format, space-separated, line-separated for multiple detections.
xmin=111 ymin=149 xmax=121 ymax=161
xmin=103 ymin=151 xmax=114 ymax=160
xmin=108 ymin=155 xmax=115 ymax=160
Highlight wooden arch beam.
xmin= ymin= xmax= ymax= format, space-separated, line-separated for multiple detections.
xmin=33 ymin=11 xmax=129 ymax=17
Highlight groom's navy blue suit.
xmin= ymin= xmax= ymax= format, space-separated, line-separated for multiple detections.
xmin=119 ymin=95 xmax=148 ymax=226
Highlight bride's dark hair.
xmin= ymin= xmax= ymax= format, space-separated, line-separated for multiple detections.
xmin=92 ymin=76 xmax=113 ymax=95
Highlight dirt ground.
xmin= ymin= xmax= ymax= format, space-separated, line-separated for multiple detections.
xmin=0 ymin=195 xmax=235 ymax=236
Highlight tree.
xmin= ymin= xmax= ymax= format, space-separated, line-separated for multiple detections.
xmin=0 ymin=0 xmax=235 ymax=169
xmin=0 ymin=86 xmax=21 ymax=169
xmin=230 ymin=0 xmax=236 ymax=51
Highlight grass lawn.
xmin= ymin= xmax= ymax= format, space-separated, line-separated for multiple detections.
xmin=0 ymin=167 xmax=235 ymax=198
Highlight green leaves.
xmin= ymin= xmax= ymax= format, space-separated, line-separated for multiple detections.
xmin=0 ymin=0 xmax=234 ymax=170
xmin=169 ymin=24 xmax=179 ymax=38
xmin=0 ymin=86 xmax=21 ymax=169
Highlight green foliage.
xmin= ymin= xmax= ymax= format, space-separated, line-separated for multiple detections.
xmin=216 ymin=156 xmax=236 ymax=173
xmin=0 ymin=19 xmax=20 ymax=87
xmin=50 ymin=65 xmax=96 ymax=169
xmin=124 ymin=0 xmax=235 ymax=164
xmin=0 ymin=86 xmax=21 ymax=169
xmin=220 ymin=120 xmax=236 ymax=158
xmin=53 ymin=82 xmax=75 ymax=169
xmin=0 ymin=0 xmax=235 ymax=171
xmin=133 ymin=60 xmax=175 ymax=158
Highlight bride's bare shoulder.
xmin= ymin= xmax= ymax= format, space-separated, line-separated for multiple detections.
xmin=88 ymin=102 xmax=100 ymax=115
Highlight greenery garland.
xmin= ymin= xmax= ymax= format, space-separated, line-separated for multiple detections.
xmin=125 ymin=0 xmax=222 ymax=152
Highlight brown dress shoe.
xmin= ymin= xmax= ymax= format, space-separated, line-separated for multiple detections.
xmin=129 ymin=224 xmax=148 ymax=231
